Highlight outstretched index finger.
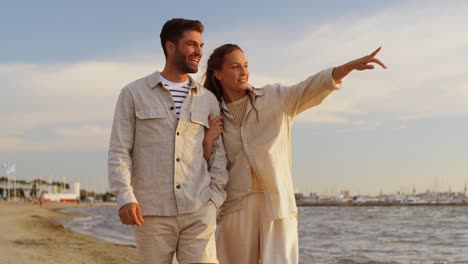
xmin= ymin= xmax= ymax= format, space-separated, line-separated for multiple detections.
xmin=369 ymin=47 xmax=382 ymax=59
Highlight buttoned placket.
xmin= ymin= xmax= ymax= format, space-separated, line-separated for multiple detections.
xmin=157 ymin=82 xmax=181 ymax=213
xmin=173 ymin=83 xmax=199 ymax=214
xmin=240 ymin=98 xmax=255 ymax=193
xmin=222 ymin=95 xmax=263 ymax=194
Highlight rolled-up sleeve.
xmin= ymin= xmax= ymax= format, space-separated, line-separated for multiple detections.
xmin=275 ymin=67 xmax=341 ymax=117
xmin=108 ymin=87 xmax=138 ymax=209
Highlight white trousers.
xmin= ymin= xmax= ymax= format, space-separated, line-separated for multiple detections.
xmin=216 ymin=193 xmax=299 ymax=264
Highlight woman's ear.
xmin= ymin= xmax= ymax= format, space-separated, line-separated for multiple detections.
xmin=214 ymin=70 xmax=222 ymax=81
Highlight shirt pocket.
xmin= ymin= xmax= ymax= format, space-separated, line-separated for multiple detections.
xmin=190 ymin=111 xmax=209 ymax=128
xmin=136 ymin=108 xmax=166 ymax=119
xmin=134 ymin=108 xmax=168 ymax=147
xmin=182 ymin=111 xmax=209 ymax=150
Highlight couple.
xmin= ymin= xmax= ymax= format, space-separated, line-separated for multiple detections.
xmin=108 ymin=18 xmax=386 ymax=264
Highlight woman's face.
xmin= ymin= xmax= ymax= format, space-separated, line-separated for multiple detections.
xmin=215 ymin=49 xmax=249 ymax=94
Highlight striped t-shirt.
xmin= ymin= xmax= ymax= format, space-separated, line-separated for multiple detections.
xmin=159 ymin=73 xmax=190 ymax=119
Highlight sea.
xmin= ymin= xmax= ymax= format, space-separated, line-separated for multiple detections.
xmin=60 ymin=205 xmax=468 ymax=264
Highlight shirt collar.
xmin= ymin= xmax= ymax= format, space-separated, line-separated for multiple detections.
xmin=221 ymin=85 xmax=265 ymax=111
xmin=149 ymin=71 xmax=200 ymax=94
xmin=248 ymin=85 xmax=265 ymax=96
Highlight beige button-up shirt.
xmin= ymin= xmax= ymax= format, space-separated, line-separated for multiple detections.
xmin=108 ymin=71 xmax=228 ymax=216
xmin=220 ymin=68 xmax=340 ymax=220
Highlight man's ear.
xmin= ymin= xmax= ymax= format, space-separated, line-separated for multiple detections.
xmin=165 ymin=41 xmax=175 ymax=55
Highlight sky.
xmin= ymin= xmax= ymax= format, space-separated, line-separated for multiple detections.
xmin=1 ymin=1 xmax=467 ymax=195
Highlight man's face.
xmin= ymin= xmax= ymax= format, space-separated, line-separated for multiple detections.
xmin=171 ymin=30 xmax=204 ymax=74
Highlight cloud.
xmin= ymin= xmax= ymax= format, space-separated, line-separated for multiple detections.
xmin=0 ymin=125 xmax=110 ymax=152
xmin=1 ymin=62 xmax=160 ymax=153
xmin=233 ymin=1 xmax=468 ymax=126
xmin=2 ymin=1 xmax=468 ymax=154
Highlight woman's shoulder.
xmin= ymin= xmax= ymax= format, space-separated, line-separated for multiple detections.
xmin=251 ymin=83 xmax=283 ymax=98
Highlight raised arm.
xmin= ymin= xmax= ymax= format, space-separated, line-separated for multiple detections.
xmin=332 ymin=47 xmax=387 ymax=83
xmin=275 ymin=47 xmax=386 ymax=117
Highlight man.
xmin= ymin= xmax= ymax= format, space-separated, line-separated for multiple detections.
xmin=108 ymin=18 xmax=228 ymax=264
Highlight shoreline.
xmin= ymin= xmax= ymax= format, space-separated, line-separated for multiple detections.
xmin=59 ymin=203 xmax=137 ymax=247
xmin=297 ymin=201 xmax=468 ymax=206
xmin=0 ymin=201 xmax=138 ymax=264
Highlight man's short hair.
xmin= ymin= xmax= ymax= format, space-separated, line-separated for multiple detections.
xmin=160 ymin=18 xmax=204 ymax=57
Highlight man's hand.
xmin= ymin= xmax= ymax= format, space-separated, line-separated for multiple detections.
xmin=333 ymin=47 xmax=387 ymax=83
xmin=118 ymin=202 xmax=144 ymax=226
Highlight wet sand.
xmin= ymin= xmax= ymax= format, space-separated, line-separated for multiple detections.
xmin=0 ymin=201 xmax=138 ymax=264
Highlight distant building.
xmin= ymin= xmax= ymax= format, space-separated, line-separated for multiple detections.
xmin=0 ymin=177 xmax=80 ymax=202
xmin=295 ymin=193 xmax=305 ymax=201
xmin=42 ymin=182 xmax=80 ymax=202
xmin=308 ymin=192 xmax=319 ymax=202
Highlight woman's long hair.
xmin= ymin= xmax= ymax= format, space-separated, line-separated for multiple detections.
xmin=203 ymin=44 xmax=258 ymax=121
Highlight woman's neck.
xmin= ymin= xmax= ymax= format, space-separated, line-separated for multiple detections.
xmin=224 ymin=90 xmax=247 ymax=103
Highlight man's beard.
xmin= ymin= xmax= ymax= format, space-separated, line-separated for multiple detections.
xmin=174 ymin=51 xmax=198 ymax=74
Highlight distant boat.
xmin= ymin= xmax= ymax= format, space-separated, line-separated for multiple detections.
xmin=403 ymin=196 xmax=427 ymax=204
xmin=352 ymin=196 xmax=368 ymax=203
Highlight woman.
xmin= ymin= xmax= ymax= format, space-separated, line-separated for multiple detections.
xmin=203 ymin=44 xmax=386 ymax=263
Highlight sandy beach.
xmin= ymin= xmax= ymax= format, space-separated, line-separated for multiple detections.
xmin=0 ymin=201 xmax=138 ymax=264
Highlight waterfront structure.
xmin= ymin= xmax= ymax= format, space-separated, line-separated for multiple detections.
xmin=0 ymin=176 xmax=80 ymax=202
xmin=294 ymin=187 xmax=468 ymax=206
xmin=42 ymin=182 xmax=80 ymax=202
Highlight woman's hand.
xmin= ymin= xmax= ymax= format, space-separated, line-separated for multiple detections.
xmin=203 ymin=114 xmax=224 ymax=161
xmin=333 ymin=47 xmax=387 ymax=83
xmin=205 ymin=114 xmax=224 ymax=143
